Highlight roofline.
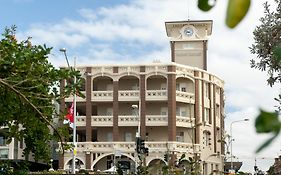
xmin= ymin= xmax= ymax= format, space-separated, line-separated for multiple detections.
xmin=165 ymin=20 xmax=213 ymax=36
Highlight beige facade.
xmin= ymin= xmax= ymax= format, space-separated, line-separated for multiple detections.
xmin=59 ymin=20 xmax=225 ymax=174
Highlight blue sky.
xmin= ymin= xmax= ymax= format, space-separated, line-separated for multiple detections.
xmin=1 ymin=0 xmax=280 ymax=173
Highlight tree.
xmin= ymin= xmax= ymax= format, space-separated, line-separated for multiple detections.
xmin=249 ymin=1 xmax=281 ymax=152
xmin=0 ymin=26 xmax=82 ymax=162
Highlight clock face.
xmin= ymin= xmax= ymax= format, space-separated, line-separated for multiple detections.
xmin=184 ymin=27 xmax=194 ymax=37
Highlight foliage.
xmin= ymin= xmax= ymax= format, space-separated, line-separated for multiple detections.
xmin=250 ymin=1 xmax=281 ymax=86
xmin=0 ymin=26 xmax=82 ymax=162
xmin=267 ymin=165 xmax=275 ymax=175
xmin=0 ymin=160 xmax=28 ymax=175
xmin=249 ymin=0 xmax=281 ymax=152
xmin=197 ymin=0 xmax=251 ymax=28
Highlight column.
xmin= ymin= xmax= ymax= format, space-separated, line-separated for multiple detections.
xmin=85 ymin=67 xmax=92 ymax=169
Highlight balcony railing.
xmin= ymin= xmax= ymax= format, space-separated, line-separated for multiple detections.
xmin=72 ymin=141 xmax=200 ymax=155
xmin=176 ymin=91 xmax=195 ymax=103
xmin=146 ymin=90 xmax=167 ymax=101
xmin=75 ymin=115 xmax=194 ymax=127
xmin=92 ymin=91 xmax=113 ymax=101
xmin=146 ymin=115 xmax=168 ymax=126
xmin=118 ymin=90 xmax=139 ymax=101
xmin=118 ymin=115 xmax=138 ymax=126
xmin=176 ymin=116 xmax=195 ymax=128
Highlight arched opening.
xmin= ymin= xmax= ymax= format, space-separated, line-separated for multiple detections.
xmin=147 ymin=159 xmax=166 ymax=174
xmin=92 ymin=76 xmax=113 ymax=91
xmin=146 ymin=75 xmax=167 ymax=90
xmin=65 ymin=158 xmax=85 ymax=172
xmin=176 ymin=77 xmax=195 ymax=94
xmin=92 ymin=154 xmax=136 ymax=174
xmin=118 ymin=75 xmax=139 ymax=90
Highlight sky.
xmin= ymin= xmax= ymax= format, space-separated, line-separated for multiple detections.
xmin=1 ymin=0 xmax=280 ymax=173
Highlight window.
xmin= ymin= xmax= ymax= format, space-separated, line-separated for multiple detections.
xmin=0 ymin=149 xmax=8 ymax=159
xmin=107 ymin=133 xmax=113 ymax=142
xmin=124 ymin=133 xmax=132 ymax=142
xmin=204 ymin=108 xmax=210 ymax=123
xmin=176 ymin=107 xmax=180 ymax=116
xmin=176 ymin=132 xmax=184 ymax=142
xmin=205 ymin=83 xmax=210 ymax=99
xmin=161 ymin=107 xmax=167 ymax=116
xmin=203 ymin=131 xmax=211 ymax=146
xmin=0 ymin=136 xmax=7 ymax=146
xmin=176 ymin=83 xmax=180 ymax=91
xmin=216 ymin=105 xmax=220 ymax=117
xmin=181 ymin=87 xmax=186 ymax=92
xmin=161 ymin=83 xmax=166 ymax=90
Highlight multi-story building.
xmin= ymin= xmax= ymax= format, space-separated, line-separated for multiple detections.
xmin=59 ymin=20 xmax=225 ymax=174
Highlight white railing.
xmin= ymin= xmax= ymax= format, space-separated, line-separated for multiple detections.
xmin=92 ymin=91 xmax=113 ymax=101
xmin=75 ymin=115 xmax=194 ymax=127
xmin=118 ymin=90 xmax=139 ymax=101
xmin=92 ymin=116 xmax=113 ymax=126
xmin=176 ymin=91 xmax=195 ymax=103
xmin=73 ymin=141 xmax=200 ymax=154
xmin=76 ymin=116 xmax=86 ymax=126
xmin=146 ymin=115 xmax=168 ymax=126
xmin=118 ymin=115 xmax=138 ymax=126
xmin=176 ymin=116 xmax=195 ymax=128
xmin=146 ymin=90 xmax=167 ymax=100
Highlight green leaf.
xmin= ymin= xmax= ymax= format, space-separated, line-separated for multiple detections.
xmin=256 ymin=133 xmax=278 ymax=153
xmin=255 ymin=109 xmax=280 ymax=133
xmin=198 ymin=0 xmax=216 ymax=11
xmin=226 ymin=0 xmax=251 ymax=28
xmin=255 ymin=110 xmax=281 ymax=152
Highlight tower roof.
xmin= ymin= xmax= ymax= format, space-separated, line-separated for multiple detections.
xmin=165 ymin=20 xmax=213 ymax=37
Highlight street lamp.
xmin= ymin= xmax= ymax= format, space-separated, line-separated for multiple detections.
xmin=132 ymin=104 xmax=140 ymax=171
xmin=60 ymin=48 xmax=77 ymax=174
xmin=230 ymin=118 xmax=249 ymax=172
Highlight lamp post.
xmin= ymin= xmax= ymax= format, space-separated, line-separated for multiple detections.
xmin=132 ymin=104 xmax=140 ymax=172
xmin=230 ymin=118 xmax=249 ymax=172
xmin=60 ymin=48 xmax=77 ymax=174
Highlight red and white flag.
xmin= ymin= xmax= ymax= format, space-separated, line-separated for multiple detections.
xmin=63 ymin=102 xmax=74 ymax=128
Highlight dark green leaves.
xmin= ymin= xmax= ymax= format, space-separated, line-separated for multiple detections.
xmin=0 ymin=26 xmax=81 ymax=162
xmin=255 ymin=109 xmax=280 ymax=152
xmin=198 ymin=0 xmax=216 ymax=11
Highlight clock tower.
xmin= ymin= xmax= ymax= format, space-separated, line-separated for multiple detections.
xmin=165 ymin=20 xmax=213 ymax=70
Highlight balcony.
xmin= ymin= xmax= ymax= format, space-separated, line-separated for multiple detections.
xmin=176 ymin=91 xmax=195 ymax=103
xmin=92 ymin=91 xmax=113 ymax=101
xmin=77 ymin=116 xmax=114 ymax=127
xmin=146 ymin=90 xmax=167 ymax=101
xmin=72 ymin=141 xmax=200 ymax=155
xmin=146 ymin=115 xmax=168 ymax=126
xmin=118 ymin=90 xmax=139 ymax=101
xmin=118 ymin=115 xmax=138 ymax=126
xmin=176 ymin=116 xmax=195 ymax=128
xmin=76 ymin=115 xmax=194 ymax=127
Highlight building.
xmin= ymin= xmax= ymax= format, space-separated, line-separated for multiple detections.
xmin=59 ymin=20 xmax=225 ymax=174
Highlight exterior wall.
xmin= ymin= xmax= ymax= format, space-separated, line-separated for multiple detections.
xmin=60 ymin=63 xmax=225 ymax=174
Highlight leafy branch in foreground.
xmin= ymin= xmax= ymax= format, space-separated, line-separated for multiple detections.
xmin=0 ymin=26 xmax=82 ymax=162
xmin=249 ymin=1 xmax=281 ymax=152
xmin=198 ymin=0 xmax=251 ymax=28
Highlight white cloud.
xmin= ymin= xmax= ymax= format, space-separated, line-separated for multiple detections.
xmin=16 ymin=0 xmax=280 ymax=173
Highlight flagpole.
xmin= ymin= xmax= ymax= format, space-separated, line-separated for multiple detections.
xmin=60 ymin=48 xmax=77 ymax=174
xmin=72 ymin=57 xmax=77 ymax=174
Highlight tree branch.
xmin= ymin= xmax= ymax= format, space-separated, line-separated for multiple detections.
xmin=0 ymin=78 xmax=65 ymax=154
